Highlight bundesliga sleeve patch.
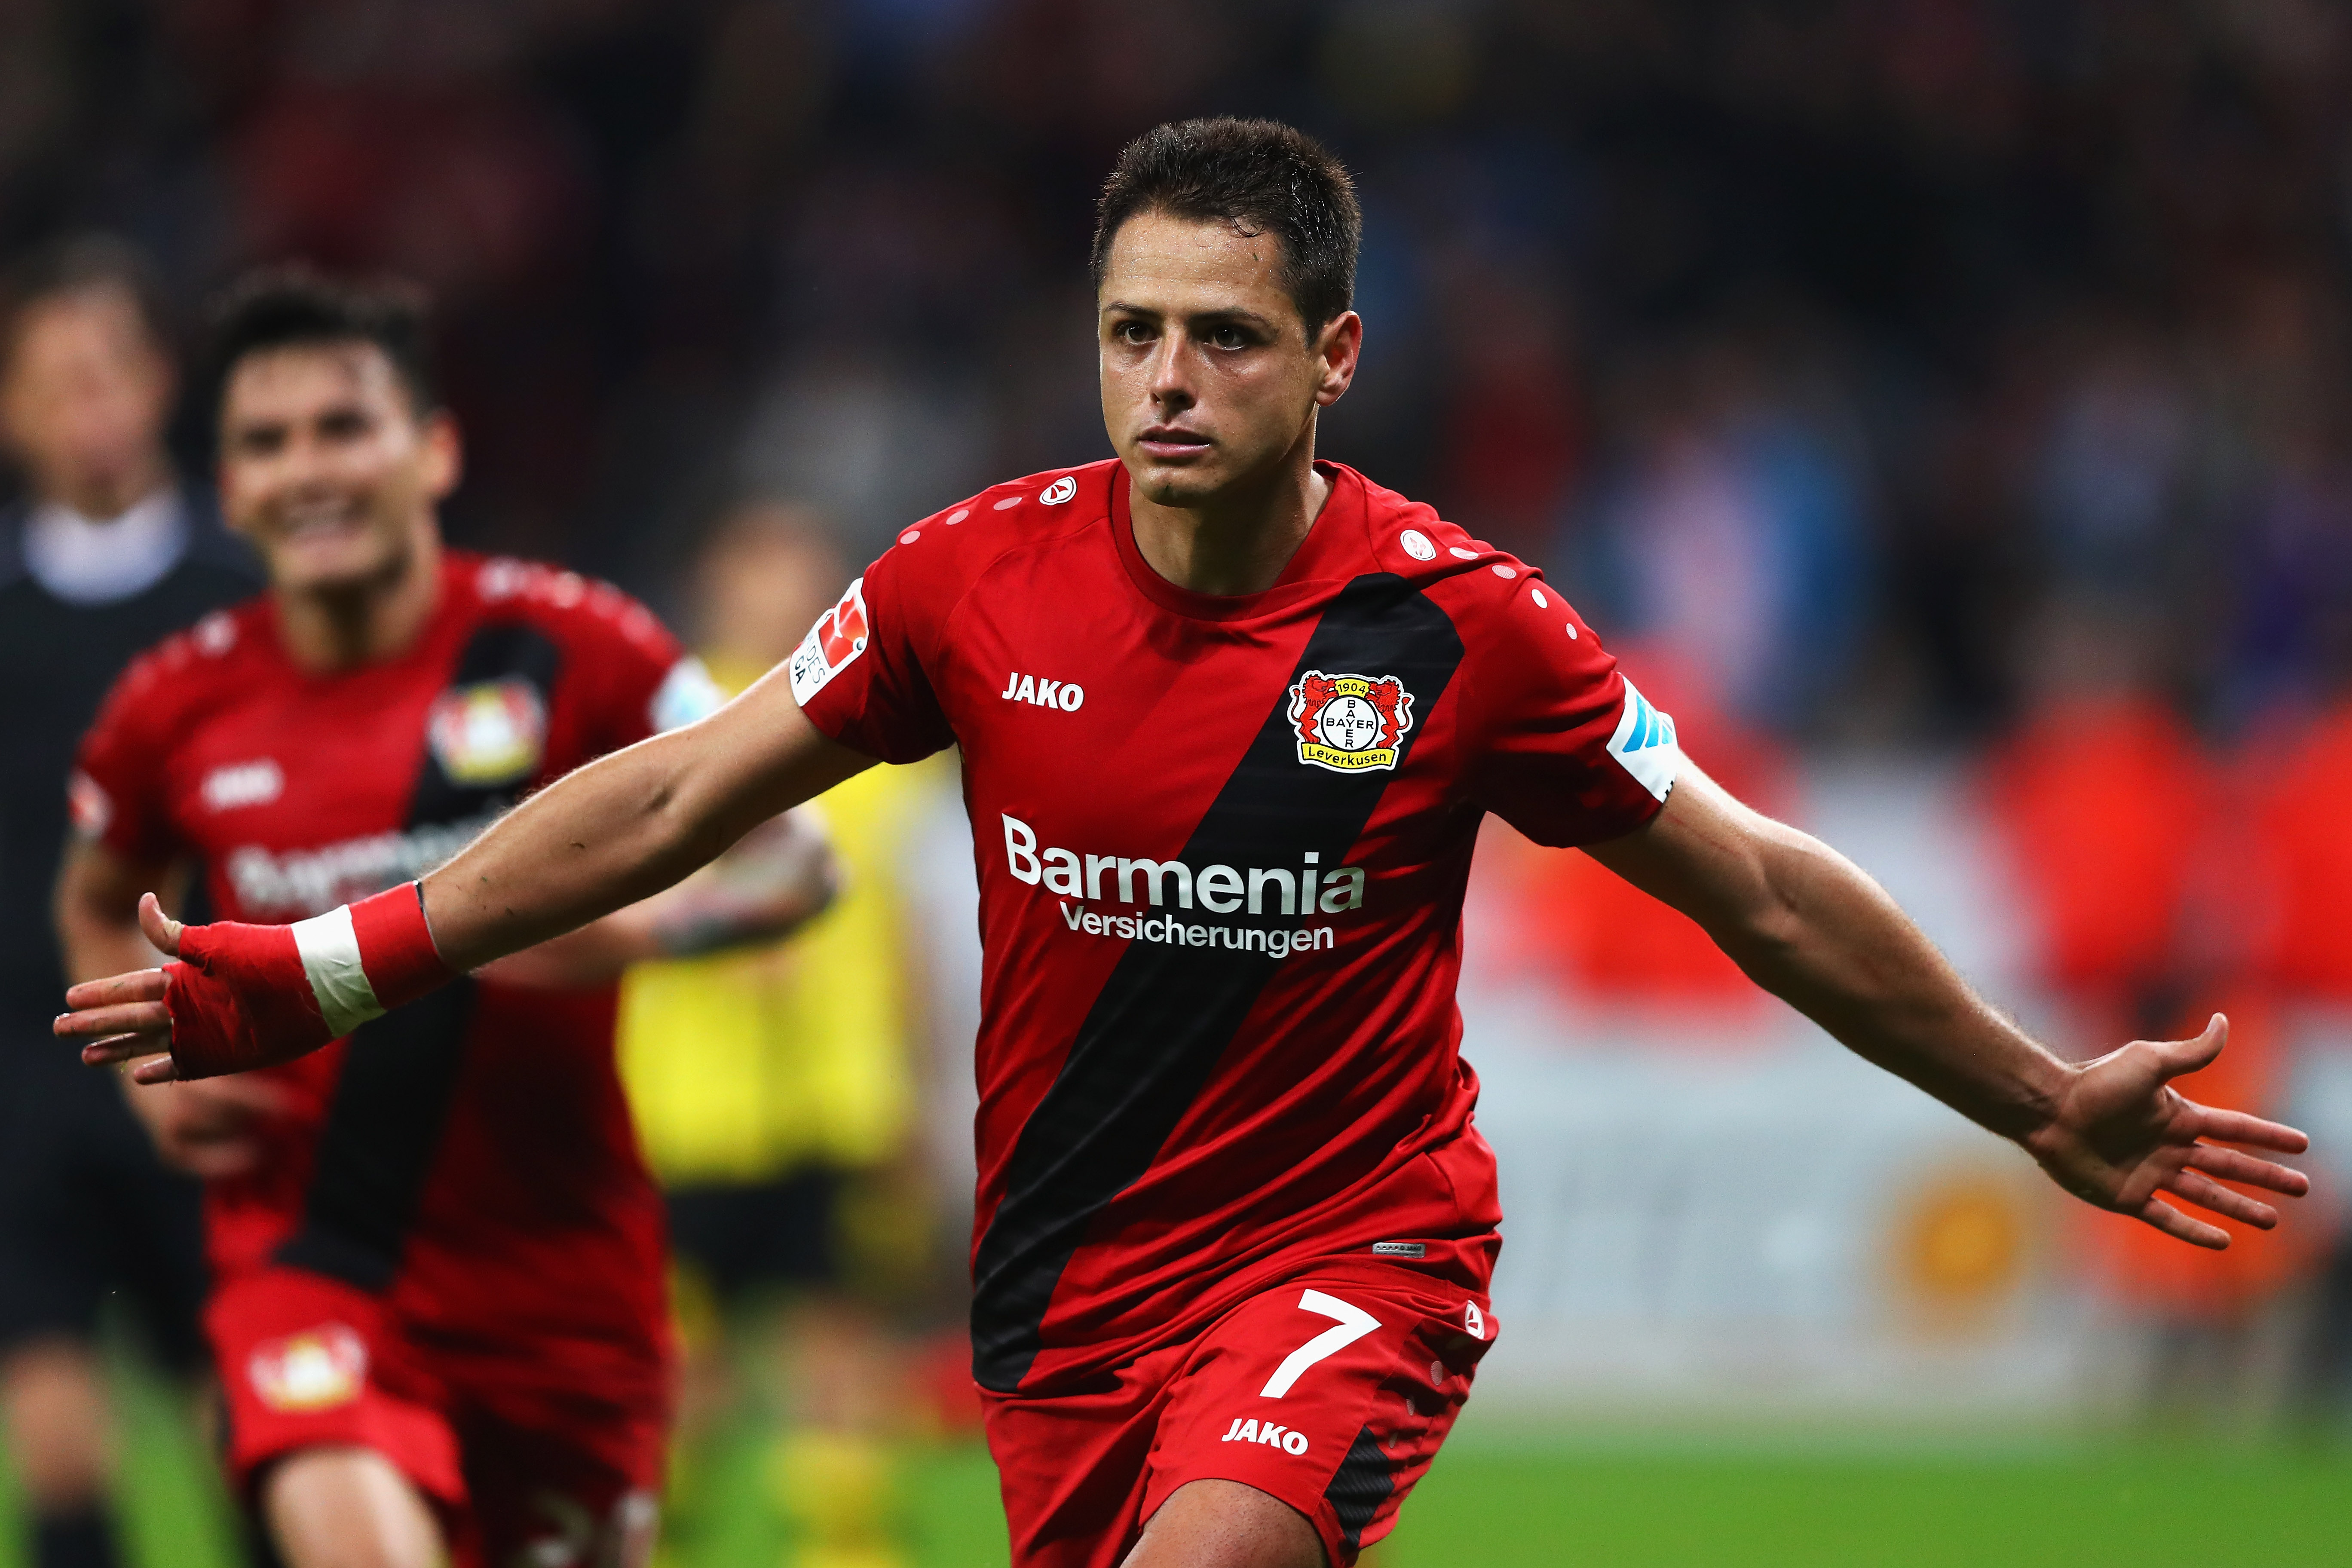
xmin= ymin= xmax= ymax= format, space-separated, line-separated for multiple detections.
xmin=1606 ymin=678 xmax=1682 ymax=802
xmin=1289 ymin=670 xmax=1414 ymax=773
xmin=788 ymin=577 xmax=870 ymax=707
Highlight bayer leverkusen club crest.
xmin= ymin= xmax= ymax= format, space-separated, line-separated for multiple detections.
xmin=1288 ymin=670 xmax=1414 ymax=773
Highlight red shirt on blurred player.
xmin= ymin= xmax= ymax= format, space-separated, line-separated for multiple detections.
xmin=57 ymin=271 xmax=827 ymax=1568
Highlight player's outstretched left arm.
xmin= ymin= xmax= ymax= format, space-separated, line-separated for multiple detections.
xmin=57 ymin=665 xmax=876 ymax=1082
xmin=1583 ymin=767 xmax=2310 ymax=1250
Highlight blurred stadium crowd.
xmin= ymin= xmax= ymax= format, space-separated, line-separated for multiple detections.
xmin=4 ymin=1 xmax=2352 ymax=1565
xmin=6 ymin=0 xmax=2351 ymax=732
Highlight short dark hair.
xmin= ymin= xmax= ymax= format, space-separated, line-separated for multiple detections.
xmin=0 ymin=233 xmax=172 ymax=368
xmin=1091 ymin=118 xmax=1362 ymax=335
xmin=207 ymin=265 xmax=440 ymax=422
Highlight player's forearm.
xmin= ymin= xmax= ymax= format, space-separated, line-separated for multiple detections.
xmin=1709 ymin=826 xmax=2068 ymax=1143
xmin=417 ymin=681 xmax=873 ymax=973
xmin=420 ymin=724 xmax=775 ymax=973
xmin=472 ymin=806 xmax=842 ymax=987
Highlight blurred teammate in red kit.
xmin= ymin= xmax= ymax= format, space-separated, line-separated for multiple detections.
xmin=56 ymin=270 xmax=836 ymax=1568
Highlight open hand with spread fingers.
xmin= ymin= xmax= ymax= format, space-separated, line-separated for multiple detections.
xmin=55 ymin=886 xmax=451 ymax=1084
xmin=2022 ymin=1014 xmax=2310 ymax=1249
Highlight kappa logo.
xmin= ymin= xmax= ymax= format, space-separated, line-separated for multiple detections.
xmin=427 ymin=678 xmax=547 ymax=787
xmin=1288 ymin=670 xmax=1414 ymax=773
xmin=247 ymin=1324 xmax=367 ymax=1413
xmin=788 ymin=578 xmax=869 ymax=707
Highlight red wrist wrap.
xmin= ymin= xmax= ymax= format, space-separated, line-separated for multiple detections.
xmin=164 ymin=883 xmax=454 ymax=1080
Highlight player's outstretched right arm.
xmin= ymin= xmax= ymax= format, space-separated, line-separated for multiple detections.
xmin=56 ymin=667 xmax=878 ymax=1083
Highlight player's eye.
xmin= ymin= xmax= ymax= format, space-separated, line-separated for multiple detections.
xmin=1207 ymin=325 xmax=1251 ymax=350
xmin=1112 ymin=320 xmax=1155 ymax=346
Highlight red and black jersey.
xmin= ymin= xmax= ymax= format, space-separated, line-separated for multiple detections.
xmin=73 ymin=551 xmax=719 ymax=1404
xmin=793 ymin=459 xmax=1682 ymax=1396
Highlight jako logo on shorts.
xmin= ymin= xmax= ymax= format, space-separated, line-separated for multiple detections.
xmin=1220 ymin=1418 xmax=1309 ymax=1455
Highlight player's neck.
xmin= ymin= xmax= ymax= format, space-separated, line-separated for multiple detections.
xmin=1128 ymin=436 xmax=1329 ymax=598
xmin=274 ymin=523 xmax=444 ymax=674
xmin=40 ymin=448 xmax=172 ymax=521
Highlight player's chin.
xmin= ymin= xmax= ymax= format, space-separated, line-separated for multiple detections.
xmin=1129 ymin=457 xmax=1231 ymax=506
xmin=276 ymin=536 xmax=401 ymax=594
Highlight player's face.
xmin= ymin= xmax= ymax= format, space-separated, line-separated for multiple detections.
xmin=218 ymin=342 xmax=457 ymax=596
xmin=1098 ymin=210 xmax=1360 ymax=509
xmin=0 ymin=286 xmax=174 ymax=517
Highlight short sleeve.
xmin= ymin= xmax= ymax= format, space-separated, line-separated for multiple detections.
xmin=72 ymin=656 xmax=184 ymax=867
xmin=1455 ymin=581 xmax=1682 ymax=848
xmin=787 ymin=551 xmax=955 ymax=764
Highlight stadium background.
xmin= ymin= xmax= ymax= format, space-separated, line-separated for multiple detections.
xmin=4 ymin=1 xmax=2351 ymax=1563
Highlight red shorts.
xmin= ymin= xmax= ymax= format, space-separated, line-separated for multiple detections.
xmin=984 ymin=1260 xmax=1496 ymax=1568
xmin=208 ymin=1268 xmax=668 ymax=1568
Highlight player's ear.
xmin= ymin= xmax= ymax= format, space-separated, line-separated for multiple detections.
xmin=1312 ymin=311 xmax=1361 ymax=408
xmin=418 ymin=408 xmax=462 ymax=500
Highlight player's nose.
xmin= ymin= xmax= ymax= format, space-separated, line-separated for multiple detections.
xmin=1147 ymin=337 xmax=1193 ymax=402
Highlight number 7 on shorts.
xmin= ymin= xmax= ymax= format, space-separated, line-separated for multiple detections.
xmin=1259 ymin=1289 xmax=1381 ymax=1398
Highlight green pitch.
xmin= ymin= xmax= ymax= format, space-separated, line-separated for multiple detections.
xmin=6 ymin=1372 xmax=2346 ymax=1568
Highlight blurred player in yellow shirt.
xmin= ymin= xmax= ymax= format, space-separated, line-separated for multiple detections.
xmin=619 ymin=502 xmax=940 ymax=1568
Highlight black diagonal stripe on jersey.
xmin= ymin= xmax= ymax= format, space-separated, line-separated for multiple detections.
xmin=1323 ymin=1424 xmax=1396 ymax=1552
xmin=968 ymin=573 xmax=1463 ymax=1392
xmin=273 ymin=618 xmax=564 ymax=1291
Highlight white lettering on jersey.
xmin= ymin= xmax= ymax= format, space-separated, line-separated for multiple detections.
xmin=226 ymin=807 xmax=508 ymax=919
xmin=998 ymin=671 xmax=1084 ymax=710
xmin=1057 ymin=901 xmax=1334 ymax=956
xmin=201 ymin=759 xmax=283 ymax=812
xmin=788 ymin=579 xmax=869 ymax=707
xmin=999 ymin=815 xmax=1365 ymax=914
xmin=1219 ymin=1418 xmax=1310 ymax=1455
xmin=1605 ymin=678 xmax=1682 ymax=802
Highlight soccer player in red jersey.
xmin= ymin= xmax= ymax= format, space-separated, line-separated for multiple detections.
xmin=54 ymin=271 xmax=836 ymax=1568
xmin=63 ymin=123 xmax=2310 ymax=1568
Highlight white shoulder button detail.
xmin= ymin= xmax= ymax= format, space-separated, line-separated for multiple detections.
xmin=1398 ymin=528 xmax=1436 ymax=561
xmin=992 ymin=495 xmax=1023 ymax=511
xmin=1449 ymin=546 xmax=1478 ymax=560
xmin=900 ymin=529 xmax=922 ymax=545
xmin=946 ymin=508 xmax=970 ymax=524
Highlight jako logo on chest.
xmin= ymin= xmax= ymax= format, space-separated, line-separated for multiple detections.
xmin=1000 ymin=671 xmax=1084 ymax=711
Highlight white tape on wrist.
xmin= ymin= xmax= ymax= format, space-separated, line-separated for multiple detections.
xmin=291 ymin=905 xmax=387 ymax=1038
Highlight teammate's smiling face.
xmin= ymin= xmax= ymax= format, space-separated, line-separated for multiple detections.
xmin=1098 ymin=209 xmax=1360 ymax=509
xmin=217 ymin=340 xmax=457 ymax=596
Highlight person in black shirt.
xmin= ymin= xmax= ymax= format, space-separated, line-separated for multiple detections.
xmin=0 ymin=236 xmax=257 ymax=1568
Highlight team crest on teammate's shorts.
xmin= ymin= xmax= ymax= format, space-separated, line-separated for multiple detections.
xmin=789 ymin=577 xmax=869 ymax=706
xmin=247 ymin=1324 xmax=368 ymax=1412
xmin=427 ymin=678 xmax=548 ymax=787
xmin=1288 ymin=670 xmax=1414 ymax=773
